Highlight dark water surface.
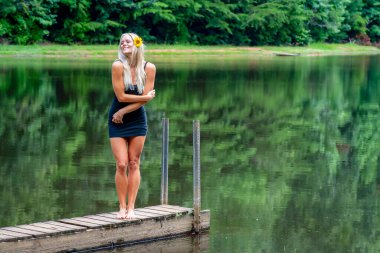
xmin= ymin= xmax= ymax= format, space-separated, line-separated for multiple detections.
xmin=0 ymin=54 xmax=379 ymax=252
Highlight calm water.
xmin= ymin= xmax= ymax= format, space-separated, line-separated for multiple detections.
xmin=0 ymin=54 xmax=379 ymax=253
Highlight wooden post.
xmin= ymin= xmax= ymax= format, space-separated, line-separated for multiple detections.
xmin=161 ymin=118 xmax=169 ymax=205
xmin=193 ymin=120 xmax=201 ymax=233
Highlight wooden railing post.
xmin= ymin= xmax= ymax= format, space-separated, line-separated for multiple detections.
xmin=193 ymin=120 xmax=201 ymax=233
xmin=161 ymin=118 xmax=169 ymax=205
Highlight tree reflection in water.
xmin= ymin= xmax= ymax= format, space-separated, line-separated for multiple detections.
xmin=0 ymin=55 xmax=379 ymax=252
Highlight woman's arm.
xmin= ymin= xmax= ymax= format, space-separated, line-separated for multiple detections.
xmin=112 ymin=61 xmax=155 ymax=103
xmin=112 ymin=62 xmax=156 ymax=124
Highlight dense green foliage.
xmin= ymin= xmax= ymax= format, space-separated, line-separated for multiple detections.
xmin=0 ymin=0 xmax=379 ymax=45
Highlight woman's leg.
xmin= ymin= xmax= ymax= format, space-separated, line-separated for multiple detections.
xmin=126 ymin=136 xmax=146 ymax=219
xmin=110 ymin=137 xmax=129 ymax=219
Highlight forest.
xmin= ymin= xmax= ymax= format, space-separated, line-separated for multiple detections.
xmin=0 ymin=0 xmax=379 ymax=46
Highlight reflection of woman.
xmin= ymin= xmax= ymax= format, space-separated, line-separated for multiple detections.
xmin=108 ymin=33 xmax=156 ymax=219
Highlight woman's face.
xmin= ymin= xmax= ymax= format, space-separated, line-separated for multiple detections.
xmin=120 ymin=35 xmax=134 ymax=55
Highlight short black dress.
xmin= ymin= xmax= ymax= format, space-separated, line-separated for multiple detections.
xmin=108 ymin=84 xmax=147 ymax=138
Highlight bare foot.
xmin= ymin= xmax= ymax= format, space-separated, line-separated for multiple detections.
xmin=116 ymin=208 xmax=127 ymax=219
xmin=125 ymin=209 xmax=137 ymax=219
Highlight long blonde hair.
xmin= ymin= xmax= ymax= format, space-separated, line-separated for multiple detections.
xmin=117 ymin=33 xmax=146 ymax=94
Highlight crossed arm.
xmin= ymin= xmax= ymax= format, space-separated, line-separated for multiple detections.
xmin=111 ymin=61 xmax=156 ymax=124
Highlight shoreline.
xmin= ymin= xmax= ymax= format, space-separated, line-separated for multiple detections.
xmin=0 ymin=43 xmax=379 ymax=58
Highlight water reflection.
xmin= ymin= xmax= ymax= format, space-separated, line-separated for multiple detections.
xmin=0 ymin=54 xmax=379 ymax=252
xmin=94 ymin=234 xmax=209 ymax=253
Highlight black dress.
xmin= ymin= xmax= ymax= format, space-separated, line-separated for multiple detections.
xmin=108 ymin=83 xmax=147 ymax=138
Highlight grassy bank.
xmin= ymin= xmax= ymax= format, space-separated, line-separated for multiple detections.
xmin=0 ymin=43 xmax=379 ymax=58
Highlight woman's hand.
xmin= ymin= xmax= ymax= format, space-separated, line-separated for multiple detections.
xmin=112 ymin=89 xmax=155 ymax=124
xmin=146 ymin=89 xmax=155 ymax=100
xmin=112 ymin=110 xmax=125 ymax=124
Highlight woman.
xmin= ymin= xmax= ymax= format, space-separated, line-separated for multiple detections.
xmin=108 ymin=33 xmax=156 ymax=219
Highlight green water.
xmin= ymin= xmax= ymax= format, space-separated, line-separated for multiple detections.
xmin=0 ymin=54 xmax=379 ymax=252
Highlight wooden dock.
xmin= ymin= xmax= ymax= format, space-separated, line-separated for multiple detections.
xmin=1 ymin=119 xmax=208 ymax=252
xmin=0 ymin=205 xmax=210 ymax=253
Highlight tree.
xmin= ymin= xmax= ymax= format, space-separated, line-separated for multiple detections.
xmin=363 ymin=0 xmax=380 ymax=42
xmin=305 ymin=0 xmax=350 ymax=42
xmin=0 ymin=0 xmax=380 ymax=45
xmin=0 ymin=0 xmax=57 ymax=44
xmin=245 ymin=0 xmax=309 ymax=45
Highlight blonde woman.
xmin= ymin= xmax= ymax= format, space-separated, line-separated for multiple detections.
xmin=108 ymin=33 xmax=156 ymax=219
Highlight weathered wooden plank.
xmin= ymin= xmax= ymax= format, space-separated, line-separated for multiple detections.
xmin=104 ymin=209 xmax=168 ymax=219
xmin=134 ymin=211 xmax=162 ymax=218
xmin=2 ymin=227 xmax=44 ymax=236
xmin=135 ymin=210 xmax=173 ymax=219
xmin=43 ymin=221 xmax=86 ymax=230
xmin=139 ymin=207 xmax=173 ymax=216
xmin=101 ymin=212 xmax=144 ymax=221
xmin=29 ymin=223 xmax=68 ymax=232
xmin=160 ymin=205 xmax=193 ymax=213
xmin=16 ymin=224 xmax=58 ymax=234
xmin=0 ymin=220 xmax=86 ymax=243
xmin=0 ymin=229 xmax=32 ymax=239
xmin=69 ymin=217 xmax=112 ymax=226
xmin=98 ymin=212 xmax=146 ymax=220
xmin=31 ymin=221 xmax=83 ymax=232
xmin=0 ymin=234 xmax=16 ymax=240
xmin=83 ymin=214 xmax=126 ymax=224
xmin=147 ymin=206 xmax=178 ymax=213
xmin=59 ymin=218 xmax=100 ymax=228
xmin=200 ymin=210 xmax=211 ymax=230
xmin=97 ymin=212 xmax=124 ymax=219
xmin=148 ymin=205 xmax=190 ymax=215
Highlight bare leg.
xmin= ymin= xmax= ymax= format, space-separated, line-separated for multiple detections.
xmin=110 ymin=137 xmax=129 ymax=219
xmin=126 ymin=136 xmax=146 ymax=219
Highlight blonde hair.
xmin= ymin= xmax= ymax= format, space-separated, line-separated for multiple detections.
xmin=117 ymin=33 xmax=146 ymax=94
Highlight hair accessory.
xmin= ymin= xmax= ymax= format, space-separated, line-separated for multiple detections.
xmin=133 ymin=36 xmax=143 ymax=47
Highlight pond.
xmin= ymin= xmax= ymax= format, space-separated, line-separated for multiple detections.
xmin=0 ymin=54 xmax=379 ymax=252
